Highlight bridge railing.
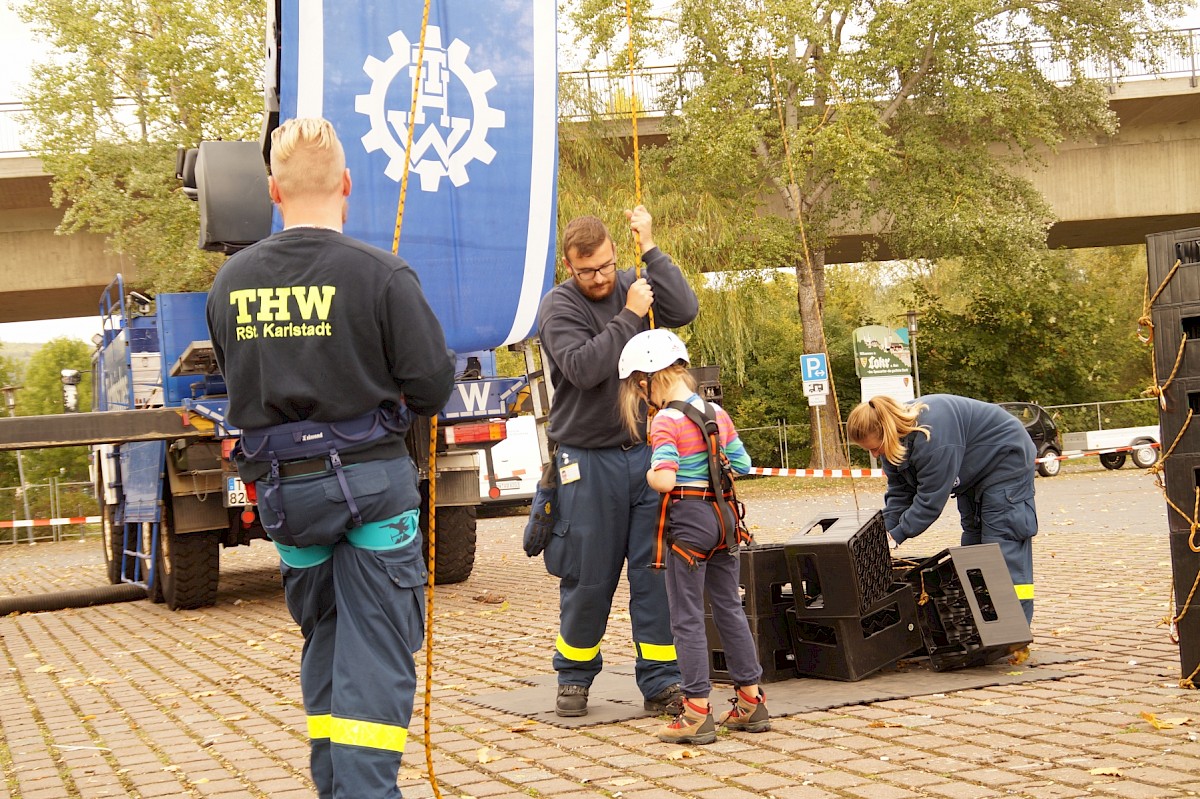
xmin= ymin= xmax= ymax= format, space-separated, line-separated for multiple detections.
xmin=1 ymin=28 xmax=1196 ymax=154
xmin=559 ymin=27 xmax=1200 ymax=121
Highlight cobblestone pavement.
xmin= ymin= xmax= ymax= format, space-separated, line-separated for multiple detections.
xmin=1 ymin=466 xmax=1198 ymax=799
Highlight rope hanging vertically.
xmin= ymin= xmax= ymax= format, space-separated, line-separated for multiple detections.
xmin=760 ymin=5 xmax=851 ymax=502
xmin=624 ymin=0 xmax=654 ymax=330
xmin=389 ymin=1 xmax=444 ymax=795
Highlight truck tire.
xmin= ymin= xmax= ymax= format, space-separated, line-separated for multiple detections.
xmin=422 ymin=505 xmax=477 ymax=585
xmin=1099 ymin=452 xmax=1126 ymax=470
xmin=154 ymin=501 xmax=220 ymax=610
xmin=1037 ymin=448 xmax=1062 ymax=477
xmin=1132 ymin=441 xmax=1159 ymax=468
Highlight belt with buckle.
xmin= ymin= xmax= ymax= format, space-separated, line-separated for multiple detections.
xmin=278 ymin=457 xmax=332 ymax=478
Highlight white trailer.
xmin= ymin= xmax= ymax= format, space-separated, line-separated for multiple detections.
xmin=1060 ymin=425 xmax=1160 ymax=470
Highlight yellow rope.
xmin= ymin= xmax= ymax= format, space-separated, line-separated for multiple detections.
xmin=624 ymin=0 xmax=653 ymax=330
xmin=384 ymin=1 xmax=444 ymax=792
xmin=392 ymin=1 xmax=433 ymax=256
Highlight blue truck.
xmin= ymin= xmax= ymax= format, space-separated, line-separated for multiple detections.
xmin=23 ymin=1 xmax=559 ymax=610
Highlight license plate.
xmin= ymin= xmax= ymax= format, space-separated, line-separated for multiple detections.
xmin=225 ymin=475 xmax=250 ymax=507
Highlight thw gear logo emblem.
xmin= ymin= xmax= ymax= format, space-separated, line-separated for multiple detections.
xmin=355 ymin=26 xmax=506 ymax=192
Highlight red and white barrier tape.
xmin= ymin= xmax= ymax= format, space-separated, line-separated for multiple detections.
xmin=749 ymin=467 xmax=884 ymax=478
xmin=0 ymin=516 xmax=101 ymax=529
xmin=1034 ymin=441 xmax=1159 ymax=464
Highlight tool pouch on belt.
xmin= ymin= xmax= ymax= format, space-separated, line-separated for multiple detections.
xmin=665 ymin=399 xmax=751 ymax=552
xmin=523 ymin=444 xmax=558 ymax=557
xmin=237 ymin=404 xmax=410 ymax=543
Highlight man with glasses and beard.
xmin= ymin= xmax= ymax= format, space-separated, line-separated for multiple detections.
xmin=535 ymin=205 xmax=699 ymax=718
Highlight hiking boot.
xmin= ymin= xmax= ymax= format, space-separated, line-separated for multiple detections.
xmin=655 ymin=698 xmax=717 ymax=745
xmin=556 ymin=684 xmax=589 ymax=717
xmin=644 ymin=683 xmax=684 ymax=715
xmin=718 ymin=687 xmax=770 ymax=733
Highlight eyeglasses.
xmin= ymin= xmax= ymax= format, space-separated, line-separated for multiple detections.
xmin=568 ymin=260 xmax=617 ymax=280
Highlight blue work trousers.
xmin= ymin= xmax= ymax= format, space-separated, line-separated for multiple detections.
xmin=663 ymin=498 xmax=762 ymax=698
xmin=958 ymin=474 xmax=1037 ymax=625
xmin=542 ymin=443 xmax=680 ymax=698
xmin=259 ymin=456 xmax=426 ymax=799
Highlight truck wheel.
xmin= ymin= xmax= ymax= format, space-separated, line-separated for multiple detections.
xmin=422 ymin=505 xmax=477 ymax=585
xmin=100 ymin=504 xmax=122 ymax=584
xmin=1037 ymin=449 xmax=1062 ymax=477
xmin=1099 ymin=452 xmax=1126 ymax=470
xmin=154 ymin=502 xmax=220 ymax=610
xmin=1132 ymin=441 xmax=1159 ymax=469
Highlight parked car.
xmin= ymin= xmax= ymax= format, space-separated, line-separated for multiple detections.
xmin=998 ymin=401 xmax=1062 ymax=477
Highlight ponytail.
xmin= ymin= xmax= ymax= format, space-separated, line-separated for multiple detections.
xmin=846 ymin=395 xmax=930 ymax=464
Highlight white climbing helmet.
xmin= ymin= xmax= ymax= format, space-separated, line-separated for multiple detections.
xmin=618 ymin=329 xmax=690 ymax=379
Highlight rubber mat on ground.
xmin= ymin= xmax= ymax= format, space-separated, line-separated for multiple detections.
xmin=461 ymin=649 xmax=1088 ymax=728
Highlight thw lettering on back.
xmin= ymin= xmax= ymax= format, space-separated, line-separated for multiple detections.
xmin=229 ymin=286 xmax=337 ymax=323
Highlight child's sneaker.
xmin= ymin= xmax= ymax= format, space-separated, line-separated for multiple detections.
xmin=718 ymin=687 xmax=770 ymax=732
xmin=655 ymin=698 xmax=717 ymax=744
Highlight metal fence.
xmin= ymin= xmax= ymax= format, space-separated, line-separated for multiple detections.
xmin=1040 ymin=397 xmax=1160 ymax=434
xmin=0 ymin=480 xmax=97 ymax=544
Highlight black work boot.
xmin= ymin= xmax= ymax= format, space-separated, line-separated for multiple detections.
xmin=556 ymin=684 xmax=589 ymax=717
xmin=644 ymin=683 xmax=684 ymax=716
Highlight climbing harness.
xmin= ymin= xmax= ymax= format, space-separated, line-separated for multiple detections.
xmin=650 ymin=399 xmax=751 ymax=569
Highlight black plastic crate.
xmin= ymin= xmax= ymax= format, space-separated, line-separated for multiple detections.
xmin=705 ymin=611 xmax=796 ymax=684
xmin=1147 ymin=227 xmax=1200 ymax=308
xmin=784 ymin=511 xmax=893 ymax=619
xmin=1158 ymin=378 xmax=1200 ymax=459
xmin=900 ymin=544 xmax=1032 ymax=671
xmin=1170 ymin=531 xmax=1200 ymax=683
xmin=702 ymin=543 xmax=794 ymax=618
xmin=1159 ymin=451 xmax=1200 ymax=521
xmin=1149 ymin=305 xmax=1200 ymax=388
xmin=785 ymin=584 xmax=922 ymax=681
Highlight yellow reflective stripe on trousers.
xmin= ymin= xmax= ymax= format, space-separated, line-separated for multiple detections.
xmin=637 ymin=641 xmax=677 ymax=662
xmin=556 ymin=634 xmax=600 ymax=662
xmin=306 ymin=714 xmax=409 ymax=753
xmin=1014 ymin=583 xmax=1035 ymax=600
xmin=308 ymin=714 xmax=331 ymax=740
xmin=333 ymin=717 xmax=409 ymax=752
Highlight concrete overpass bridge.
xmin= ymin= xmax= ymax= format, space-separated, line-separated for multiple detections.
xmin=3 ymin=32 xmax=1200 ymax=322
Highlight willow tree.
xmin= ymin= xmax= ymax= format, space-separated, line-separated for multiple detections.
xmin=18 ymin=0 xmax=262 ymax=293
xmin=568 ymin=0 xmax=1186 ymax=467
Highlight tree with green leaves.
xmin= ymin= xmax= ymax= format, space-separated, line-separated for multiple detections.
xmin=566 ymin=0 xmax=1187 ymax=467
xmin=0 ymin=348 xmax=24 ymax=492
xmin=17 ymin=0 xmax=263 ymax=293
xmin=17 ymin=338 xmax=95 ymax=485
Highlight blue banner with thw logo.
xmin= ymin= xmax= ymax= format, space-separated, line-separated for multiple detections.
xmin=277 ymin=0 xmax=558 ymax=353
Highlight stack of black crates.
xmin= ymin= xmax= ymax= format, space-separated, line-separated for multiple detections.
xmin=1145 ymin=228 xmax=1200 ymax=680
xmin=704 ymin=512 xmax=1034 ymax=683
xmin=781 ymin=512 xmax=923 ymax=680
xmin=704 ymin=543 xmax=798 ymax=683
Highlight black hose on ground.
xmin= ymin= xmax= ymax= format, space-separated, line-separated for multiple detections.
xmin=0 ymin=583 xmax=146 ymax=615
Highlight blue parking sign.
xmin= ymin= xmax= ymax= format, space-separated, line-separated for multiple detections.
xmin=801 ymin=353 xmax=828 ymax=382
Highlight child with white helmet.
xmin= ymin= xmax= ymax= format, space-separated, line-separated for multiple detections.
xmin=617 ymin=328 xmax=768 ymax=744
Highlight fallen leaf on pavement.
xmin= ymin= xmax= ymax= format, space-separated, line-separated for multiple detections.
xmin=665 ymin=748 xmax=702 ymax=760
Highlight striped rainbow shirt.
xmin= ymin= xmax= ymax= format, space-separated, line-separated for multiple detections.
xmin=649 ymin=394 xmax=751 ymax=485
